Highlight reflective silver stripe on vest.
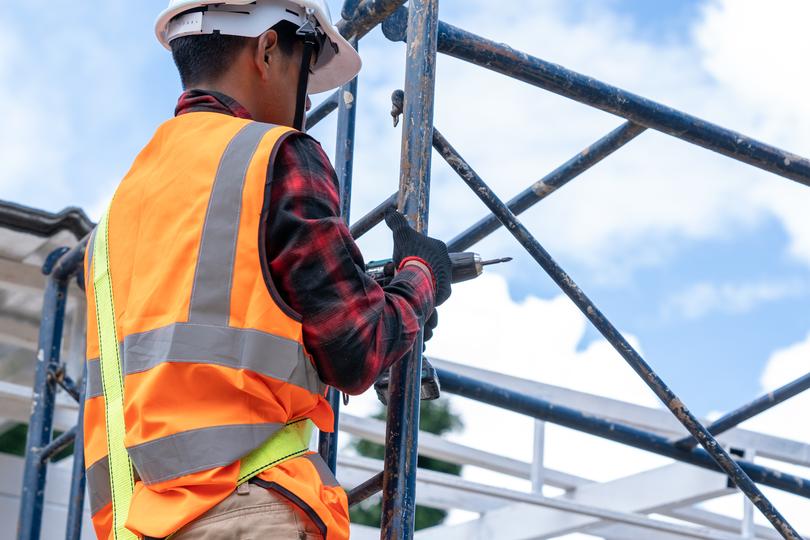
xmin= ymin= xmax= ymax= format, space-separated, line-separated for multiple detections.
xmin=85 ymin=359 xmax=103 ymax=399
xmin=86 ymin=228 xmax=97 ymax=277
xmin=123 ymin=322 xmax=324 ymax=394
xmin=128 ymin=422 xmax=284 ymax=485
xmin=188 ymin=122 xmax=276 ymax=326
xmin=87 ymin=323 xmax=324 ymax=396
xmin=86 ymin=456 xmax=112 ymax=516
xmin=302 ymin=453 xmax=339 ymax=487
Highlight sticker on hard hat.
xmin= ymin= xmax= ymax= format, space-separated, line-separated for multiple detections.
xmin=168 ymin=12 xmax=204 ymax=40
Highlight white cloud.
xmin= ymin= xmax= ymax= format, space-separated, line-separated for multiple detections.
xmin=750 ymin=330 xmax=810 ymax=458
xmin=662 ymin=278 xmax=809 ymax=320
xmin=697 ymin=0 xmax=810 ymax=142
xmin=694 ymin=0 xmax=810 ymax=271
xmin=426 ymin=274 xmax=657 ymax=404
xmin=384 ymin=271 xmax=809 ymax=536
xmin=0 ymin=2 xmax=170 ymax=218
xmin=342 ymin=272 xmax=670 ymax=498
xmin=431 ymin=0 xmax=764 ymax=274
xmin=342 ymin=270 xmax=810 ymax=534
xmin=759 ymin=336 xmax=810 ymax=396
xmin=698 ymin=331 xmax=810 ymax=533
xmin=423 ymin=273 xmax=667 ymax=486
xmin=0 ymin=17 xmax=72 ymax=208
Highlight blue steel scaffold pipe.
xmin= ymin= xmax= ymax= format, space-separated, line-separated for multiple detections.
xmin=348 ymin=471 xmax=385 ymax=507
xmin=447 ymin=121 xmax=646 ymax=252
xmin=389 ymin=89 xmax=648 ymax=253
xmin=380 ymin=0 xmax=440 ymax=538
xmin=382 ymin=9 xmax=810 ymax=188
xmin=336 ymin=0 xmax=407 ymax=41
xmin=319 ymin=33 xmax=361 ymax=474
xmin=65 ymin=364 xmax=87 ymax=540
xmin=305 ymin=90 xmax=339 ymax=130
xmin=56 ymin=374 xmax=81 ymax=403
xmin=350 ymin=192 xmax=397 ymax=239
xmin=675 ymin=371 xmax=810 ymax=449
xmin=436 ymin=368 xmax=810 ymax=500
xmin=52 ymin=238 xmax=89 ymax=282
xmin=335 ymin=40 xmax=360 ymax=222
xmin=306 ymin=0 xmax=409 ymax=131
xmin=17 ymin=247 xmax=78 ymax=540
xmin=37 ymin=427 xmax=77 ymax=464
xmin=341 ymin=0 xmax=363 ymax=20
xmin=430 ymin=129 xmax=803 ymax=540
xmin=341 ymin=365 xmax=810 ymax=510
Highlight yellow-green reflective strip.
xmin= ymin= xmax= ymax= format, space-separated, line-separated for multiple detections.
xmin=93 ymin=208 xmax=137 ymax=540
xmin=237 ymin=419 xmax=314 ymax=484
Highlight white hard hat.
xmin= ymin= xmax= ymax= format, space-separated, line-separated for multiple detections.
xmin=155 ymin=0 xmax=361 ymax=94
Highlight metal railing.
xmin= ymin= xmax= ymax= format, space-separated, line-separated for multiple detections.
xmin=15 ymin=1 xmax=810 ymax=539
xmin=17 ymin=240 xmax=88 ymax=540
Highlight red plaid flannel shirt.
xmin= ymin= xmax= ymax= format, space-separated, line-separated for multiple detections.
xmin=176 ymin=90 xmax=435 ymax=395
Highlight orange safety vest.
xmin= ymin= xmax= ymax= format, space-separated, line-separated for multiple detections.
xmin=82 ymin=112 xmax=349 ymax=539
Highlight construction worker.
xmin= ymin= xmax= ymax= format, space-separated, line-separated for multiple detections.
xmin=81 ymin=1 xmax=452 ymax=539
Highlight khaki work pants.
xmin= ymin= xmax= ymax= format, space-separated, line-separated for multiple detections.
xmin=171 ymin=482 xmax=324 ymax=540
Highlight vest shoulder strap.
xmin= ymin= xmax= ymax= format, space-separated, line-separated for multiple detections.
xmin=93 ymin=206 xmax=138 ymax=540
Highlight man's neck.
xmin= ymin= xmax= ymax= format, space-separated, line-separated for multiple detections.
xmin=175 ymin=89 xmax=253 ymax=119
xmin=204 ymin=77 xmax=262 ymax=113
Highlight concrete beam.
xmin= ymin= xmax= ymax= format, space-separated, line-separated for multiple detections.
xmin=340 ymin=413 xmax=586 ymax=490
xmin=0 ymin=381 xmax=78 ymax=431
xmin=415 ymin=463 xmax=735 ymax=540
xmin=0 ymin=315 xmax=39 ymax=350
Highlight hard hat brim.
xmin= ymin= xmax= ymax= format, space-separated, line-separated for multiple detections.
xmin=308 ymin=23 xmax=361 ymax=94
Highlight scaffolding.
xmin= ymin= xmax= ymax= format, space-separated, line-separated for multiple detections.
xmin=13 ymin=1 xmax=810 ymax=539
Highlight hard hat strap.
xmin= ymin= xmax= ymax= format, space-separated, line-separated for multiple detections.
xmin=293 ymin=17 xmax=318 ymax=131
xmin=293 ymin=41 xmax=314 ymax=131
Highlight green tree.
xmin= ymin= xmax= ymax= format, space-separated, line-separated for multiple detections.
xmin=350 ymin=398 xmax=463 ymax=530
xmin=0 ymin=423 xmax=73 ymax=461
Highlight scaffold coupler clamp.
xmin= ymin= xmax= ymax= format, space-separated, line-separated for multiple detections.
xmin=374 ymin=356 xmax=441 ymax=405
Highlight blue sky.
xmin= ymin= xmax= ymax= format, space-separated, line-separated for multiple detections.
xmin=2 ymin=0 xmax=809 ymax=425
xmin=595 ymin=0 xmax=704 ymax=42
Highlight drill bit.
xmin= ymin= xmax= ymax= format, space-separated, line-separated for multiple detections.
xmin=480 ymin=257 xmax=513 ymax=267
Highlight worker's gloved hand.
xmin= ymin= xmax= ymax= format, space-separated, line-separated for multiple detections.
xmin=423 ymin=310 xmax=438 ymax=344
xmin=385 ymin=208 xmax=452 ymax=305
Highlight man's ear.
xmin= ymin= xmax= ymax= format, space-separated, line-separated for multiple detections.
xmin=255 ymin=29 xmax=279 ymax=80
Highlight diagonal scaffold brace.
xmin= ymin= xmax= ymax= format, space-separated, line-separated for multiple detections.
xmin=387 ymin=82 xmax=808 ymax=536
xmin=428 ymin=124 xmax=804 ymax=540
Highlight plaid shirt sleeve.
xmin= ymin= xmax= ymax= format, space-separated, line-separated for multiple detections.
xmin=264 ymin=134 xmax=436 ymax=395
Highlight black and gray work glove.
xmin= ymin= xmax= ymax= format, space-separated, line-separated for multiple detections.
xmin=385 ymin=208 xmax=452 ymax=306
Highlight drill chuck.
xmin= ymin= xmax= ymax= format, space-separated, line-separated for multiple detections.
xmin=449 ymin=252 xmax=481 ymax=283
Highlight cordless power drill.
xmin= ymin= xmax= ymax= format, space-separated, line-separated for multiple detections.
xmin=366 ymin=252 xmax=511 ymax=286
xmin=367 ymin=252 xmax=511 ymax=405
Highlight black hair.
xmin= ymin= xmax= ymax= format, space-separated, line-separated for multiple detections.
xmin=170 ymin=20 xmax=301 ymax=88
